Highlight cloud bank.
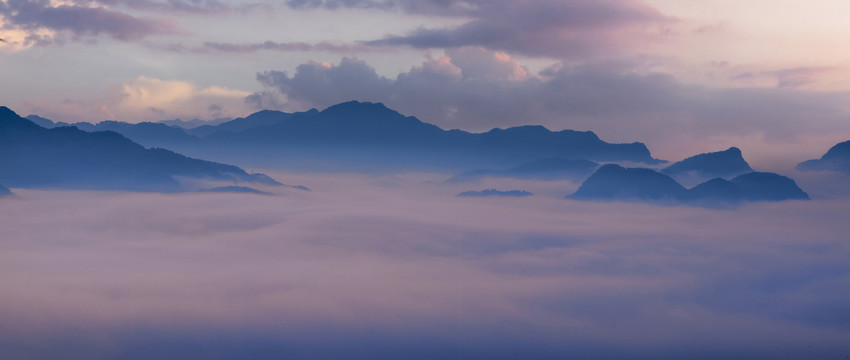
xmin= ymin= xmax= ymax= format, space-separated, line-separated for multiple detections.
xmin=1 ymin=173 xmax=848 ymax=358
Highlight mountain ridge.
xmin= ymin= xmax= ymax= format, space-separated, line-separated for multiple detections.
xmin=1 ymin=106 xmax=279 ymax=192
xmin=21 ymin=101 xmax=664 ymax=170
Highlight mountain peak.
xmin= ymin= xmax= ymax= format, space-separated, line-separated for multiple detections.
xmin=0 ymin=106 xmax=20 ymax=118
xmin=321 ymin=101 xmax=396 ymax=117
xmin=796 ymin=140 xmax=850 ymax=174
xmin=662 ymin=147 xmax=753 ymax=182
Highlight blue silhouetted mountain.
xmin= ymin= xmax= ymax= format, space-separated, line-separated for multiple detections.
xmin=198 ymin=186 xmax=271 ymax=195
xmin=22 ymin=101 xmax=662 ymax=171
xmin=0 ymin=184 xmax=11 ymax=197
xmin=190 ymin=101 xmax=662 ymax=170
xmin=1 ymin=106 xmax=279 ymax=191
xmin=24 ymin=114 xmax=60 ymax=128
xmin=796 ymin=140 xmax=850 ymax=174
xmin=684 ymin=172 xmax=809 ymax=203
xmin=570 ymin=164 xmax=809 ymax=204
xmin=25 ymin=114 xmax=200 ymax=149
xmin=446 ymin=158 xmax=599 ymax=183
xmin=159 ymin=117 xmax=232 ymax=129
xmin=662 ymin=147 xmax=753 ymax=181
xmin=456 ymin=189 xmax=534 ymax=197
xmin=568 ymin=164 xmax=687 ymax=201
xmin=186 ymin=110 xmax=306 ymax=137
xmin=76 ymin=121 xmax=200 ymax=148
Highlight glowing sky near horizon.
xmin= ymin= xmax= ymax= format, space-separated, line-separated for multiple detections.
xmin=2 ymin=0 xmax=850 ymax=162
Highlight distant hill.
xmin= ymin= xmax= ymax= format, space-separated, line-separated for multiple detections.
xmin=569 ymin=164 xmax=687 ymax=201
xmin=662 ymin=147 xmax=753 ymax=183
xmin=26 ymin=101 xmax=663 ymax=171
xmin=2 ymin=106 xmax=279 ymax=192
xmin=796 ymin=140 xmax=850 ymax=174
xmin=185 ymin=110 xmax=304 ymax=137
xmin=569 ymin=164 xmax=808 ymax=204
xmin=25 ymin=115 xmax=200 ymax=149
xmin=446 ymin=158 xmax=598 ymax=183
xmin=159 ymin=117 xmax=232 ymax=129
xmin=24 ymin=114 xmax=59 ymax=128
xmin=685 ymin=173 xmax=809 ymax=203
xmin=0 ymin=184 xmax=11 ymax=197
xmin=457 ymin=189 xmax=534 ymax=197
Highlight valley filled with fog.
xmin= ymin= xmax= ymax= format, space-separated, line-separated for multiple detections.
xmin=2 ymin=171 xmax=848 ymax=359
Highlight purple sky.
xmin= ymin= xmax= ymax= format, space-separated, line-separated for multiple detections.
xmin=2 ymin=0 xmax=850 ymax=164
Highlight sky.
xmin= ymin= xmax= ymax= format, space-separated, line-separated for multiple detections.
xmin=1 ymin=173 xmax=849 ymax=359
xmin=3 ymin=0 xmax=850 ymax=164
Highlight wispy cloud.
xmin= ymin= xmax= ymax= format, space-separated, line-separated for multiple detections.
xmin=288 ymin=0 xmax=673 ymax=59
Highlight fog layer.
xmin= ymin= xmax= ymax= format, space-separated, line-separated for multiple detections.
xmin=1 ymin=172 xmax=848 ymax=359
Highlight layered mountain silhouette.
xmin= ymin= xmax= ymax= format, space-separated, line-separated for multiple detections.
xmin=185 ymin=110 xmax=304 ymax=138
xmin=662 ymin=147 xmax=753 ymax=184
xmin=446 ymin=158 xmax=599 ymax=183
xmin=457 ymin=189 xmax=534 ymax=197
xmin=160 ymin=117 xmax=232 ymax=129
xmin=2 ymin=107 xmax=279 ymax=192
xmin=26 ymin=115 xmax=199 ymax=149
xmin=796 ymin=140 xmax=850 ymax=174
xmin=569 ymin=164 xmax=808 ymax=204
xmin=27 ymin=101 xmax=662 ymax=171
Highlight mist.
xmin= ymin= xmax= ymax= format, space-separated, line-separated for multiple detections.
xmin=1 ymin=172 xmax=848 ymax=359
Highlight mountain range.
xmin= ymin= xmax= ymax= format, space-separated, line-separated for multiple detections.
xmin=25 ymin=101 xmax=663 ymax=170
xmin=2 ymin=106 xmax=279 ymax=192
xmin=569 ymin=164 xmax=809 ymax=205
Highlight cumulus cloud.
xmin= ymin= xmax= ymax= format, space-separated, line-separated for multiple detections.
xmin=0 ymin=173 xmax=849 ymax=358
xmin=287 ymin=0 xmax=672 ymax=59
xmin=22 ymin=76 xmax=252 ymax=123
xmin=247 ymin=52 xmax=850 ymax=166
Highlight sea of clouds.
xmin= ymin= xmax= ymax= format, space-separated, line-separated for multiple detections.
xmin=1 ymin=172 xmax=848 ymax=359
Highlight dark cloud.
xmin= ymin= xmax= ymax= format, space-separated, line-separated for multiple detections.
xmin=0 ymin=0 xmax=178 ymax=43
xmin=0 ymin=0 xmax=270 ymax=46
xmin=203 ymin=40 xmax=378 ymax=53
xmin=247 ymin=51 xmax=850 ymax=155
xmin=74 ymin=0 xmax=253 ymax=14
xmin=254 ymin=57 xmax=394 ymax=109
xmin=288 ymin=0 xmax=672 ymax=59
